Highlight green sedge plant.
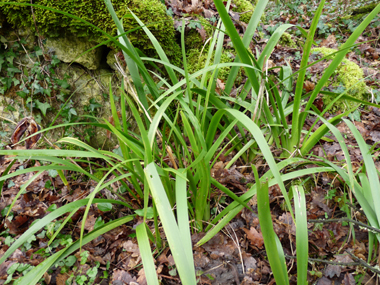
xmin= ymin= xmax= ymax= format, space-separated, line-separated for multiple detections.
xmin=0 ymin=0 xmax=379 ymax=284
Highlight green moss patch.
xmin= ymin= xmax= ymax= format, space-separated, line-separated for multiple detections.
xmin=232 ymin=0 xmax=254 ymax=23
xmin=187 ymin=48 xmax=243 ymax=84
xmin=1 ymin=0 xmax=181 ymax=64
xmin=279 ymin=32 xmax=297 ymax=48
xmin=312 ymin=47 xmax=368 ymax=112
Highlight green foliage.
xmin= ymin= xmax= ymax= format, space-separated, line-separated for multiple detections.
xmin=0 ymin=37 xmax=71 ymax=124
xmin=0 ymin=0 xmax=181 ymax=64
xmin=0 ymin=0 xmax=380 ymax=284
xmin=0 ymin=35 xmax=106 ymax=144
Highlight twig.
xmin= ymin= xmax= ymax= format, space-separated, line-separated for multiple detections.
xmin=308 ymin=218 xmax=380 ymax=234
xmin=346 ymin=251 xmax=380 ymax=275
xmin=285 ymin=254 xmax=359 ymax=267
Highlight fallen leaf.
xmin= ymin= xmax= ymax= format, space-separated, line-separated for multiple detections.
xmin=84 ymin=215 xmax=97 ymax=232
xmin=243 ymin=227 xmax=264 ymax=248
xmin=324 ymin=264 xmax=341 ymax=278
xmin=11 ymin=117 xmax=42 ymax=149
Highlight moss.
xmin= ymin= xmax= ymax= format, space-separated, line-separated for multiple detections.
xmin=232 ymin=0 xmax=265 ymax=24
xmin=187 ymin=48 xmax=242 ymax=84
xmin=184 ymin=16 xmax=214 ymax=51
xmin=279 ymin=32 xmax=297 ymax=48
xmin=232 ymin=0 xmax=254 ymax=23
xmin=351 ymin=3 xmax=378 ymax=15
xmin=312 ymin=47 xmax=368 ymax=112
xmin=1 ymin=0 xmax=181 ymax=65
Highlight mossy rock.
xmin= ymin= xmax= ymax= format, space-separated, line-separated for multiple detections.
xmin=0 ymin=0 xmax=181 ymax=65
xmin=312 ymin=47 xmax=368 ymax=113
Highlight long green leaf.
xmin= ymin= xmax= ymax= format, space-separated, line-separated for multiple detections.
xmin=256 ymin=167 xmax=289 ymax=285
xmin=291 ymin=0 xmax=326 ymax=150
xmin=293 ymin=185 xmax=308 ymax=285
xmin=344 ymin=119 xmax=380 ymax=223
xmin=213 ymin=0 xmax=260 ymax=94
xmin=0 ymin=199 xmax=127 ymax=265
xmin=136 ymin=223 xmax=160 ymax=285
xmin=225 ymin=0 xmax=269 ymax=94
xmin=145 ymin=163 xmax=196 ymax=284
xmin=225 ymin=109 xmax=294 ymax=219
xmin=175 ymin=170 xmax=195 ymax=272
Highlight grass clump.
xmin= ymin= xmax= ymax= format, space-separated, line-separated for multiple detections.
xmin=0 ymin=0 xmax=380 ymax=284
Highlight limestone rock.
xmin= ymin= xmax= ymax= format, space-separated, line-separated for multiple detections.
xmin=0 ymin=96 xmax=23 ymax=141
xmin=106 ymin=49 xmax=118 ymax=71
xmin=49 ymin=63 xmax=137 ymax=149
xmin=45 ymin=34 xmax=104 ymax=70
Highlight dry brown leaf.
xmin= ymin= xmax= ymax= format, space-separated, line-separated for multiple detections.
xmin=112 ymin=269 xmax=138 ymax=283
xmin=303 ymin=80 xmax=315 ymax=92
xmin=11 ymin=117 xmax=42 ymax=149
xmin=242 ymin=227 xmax=264 ymax=248
xmin=84 ymin=215 xmax=97 ymax=232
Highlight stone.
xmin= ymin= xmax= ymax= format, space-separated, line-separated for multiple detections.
xmin=45 ymin=34 xmax=104 ymax=70
xmin=48 ymin=63 xmax=137 ymax=149
xmin=0 ymin=96 xmax=23 ymax=144
xmin=106 ymin=49 xmax=119 ymax=71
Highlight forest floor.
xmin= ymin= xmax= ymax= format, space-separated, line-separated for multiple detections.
xmin=0 ymin=0 xmax=380 ymax=284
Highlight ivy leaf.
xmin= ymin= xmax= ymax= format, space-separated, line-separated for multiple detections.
xmin=48 ymin=169 xmax=58 ymax=178
xmin=97 ymin=203 xmax=112 ymax=212
xmin=135 ymin=207 xmax=154 ymax=219
xmin=7 ymin=67 xmax=21 ymax=73
xmin=35 ymin=100 xmax=51 ymax=116
xmin=89 ymin=99 xmax=102 ymax=111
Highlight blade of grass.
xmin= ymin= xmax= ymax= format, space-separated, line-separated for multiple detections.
xmin=0 ymin=198 xmax=126 ymax=264
xmin=293 ymin=185 xmax=308 ymax=285
xmin=225 ymin=108 xmax=294 ymax=220
xmin=175 ymin=170 xmax=195 ymax=273
xmin=5 ymin=171 xmax=43 ymax=218
xmin=291 ymin=0 xmax=326 ymax=151
xmin=213 ymin=0 xmax=260 ymax=94
xmin=145 ymin=162 xmax=196 ymax=284
xmin=136 ymin=223 xmax=160 ymax=285
xmin=128 ymin=10 xmax=178 ymax=87
xmin=224 ymin=0 xmax=269 ymax=94
xmin=344 ymin=119 xmax=380 ymax=223
xmin=0 ymin=159 xmax=16 ymax=194
xmin=255 ymin=166 xmax=289 ymax=285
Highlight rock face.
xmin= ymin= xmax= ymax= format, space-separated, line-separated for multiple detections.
xmin=0 ymin=0 xmax=181 ymax=66
xmin=0 ymin=28 xmax=137 ymax=150
xmin=45 ymin=57 xmax=139 ymax=149
xmin=45 ymin=34 xmax=104 ymax=70
xmin=0 ymin=96 xmax=23 ymax=135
